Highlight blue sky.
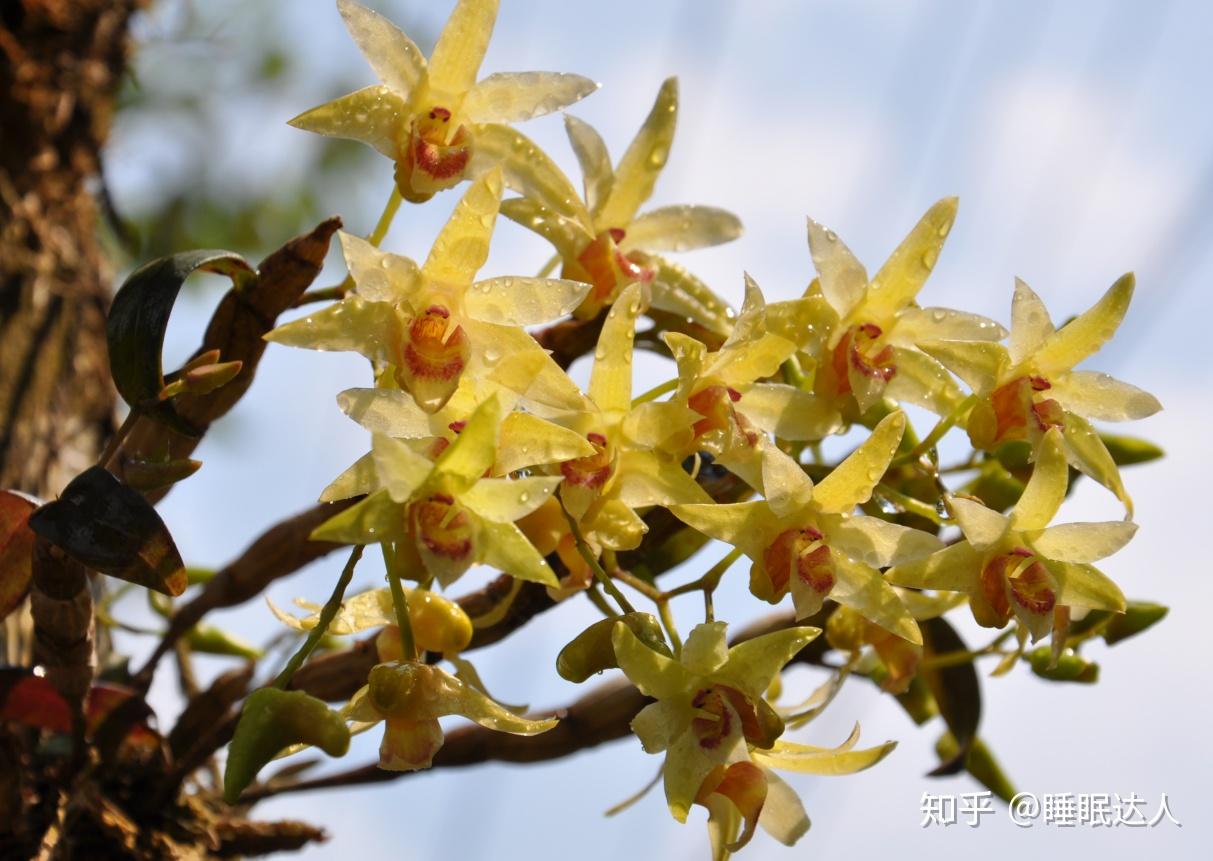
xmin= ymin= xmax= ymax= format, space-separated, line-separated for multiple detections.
xmin=106 ymin=1 xmax=1211 ymax=858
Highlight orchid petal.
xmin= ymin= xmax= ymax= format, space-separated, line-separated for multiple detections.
xmin=287 ymin=85 xmax=407 ymax=158
xmin=1009 ymin=277 xmax=1054 ymax=365
xmin=681 ymin=622 xmax=729 ymax=676
xmin=630 ymin=699 xmax=684 ymax=754
xmin=884 ymin=347 xmax=964 ymax=416
xmin=1031 ymin=521 xmax=1137 ymax=563
xmin=427 ymin=0 xmax=499 ymax=96
xmin=831 ymin=555 xmax=921 ymax=644
xmin=1010 ymin=428 xmax=1067 ymax=531
xmin=757 ymin=771 xmax=810 ymax=846
xmin=499 ymin=197 xmax=589 ymax=258
xmin=421 ymin=168 xmax=502 ymax=285
xmin=1062 ymin=413 xmax=1130 ymax=513
xmin=828 ymin=516 xmax=944 ymax=568
xmin=474 ymin=517 xmax=559 ymax=586
xmin=760 ymin=445 xmax=815 ymax=519
xmin=372 ymin=434 xmax=434 ymax=502
xmin=564 ymin=114 xmax=613 ymax=215
xmin=864 ymin=197 xmax=958 ymax=321
xmin=338 ymin=388 xmax=434 ymax=438
xmin=310 ymin=490 xmax=404 ymax=544
xmin=1047 ymin=371 xmax=1161 ymax=422
xmin=597 ymin=77 xmax=677 ymax=230
xmin=811 ymin=411 xmax=905 ymax=515
xmin=320 ymin=453 xmax=378 ymax=502
xmin=717 ymin=626 xmax=820 ymax=700
xmin=588 ymin=283 xmax=644 ymax=413
xmin=470 ymin=123 xmax=589 ymax=222
xmin=461 ymin=476 xmax=562 ymax=523
xmin=754 ymin=736 xmax=896 ymax=775
xmin=1050 ymin=560 xmax=1126 ymax=613
xmin=919 ymin=339 xmax=1009 ymax=394
xmin=613 ymin=450 xmax=711 ymax=509
xmin=431 ymin=394 xmax=502 ymax=490
xmin=497 ymin=412 xmax=595 ymax=474
xmin=740 ymin=384 xmax=840 ymax=442
xmin=949 ymin=497 xmax=1010 ymax=550
xmin=648 ymin=255 xmax=736 ymax=338
xmin=265 ymin=296 xmax=397 ymax=363
xmin=670 ymin=501 xmax=780 ymax=561
xmin=806 ymin=217 xmax=867 ymax=317
xmin=895 ymin=308 xmax=1006 ymax=344
xmin=611 ymin=621 xmax=695 ymax=701
xmin=622 ymin=205 xmax=742 ymax=253
xmin=337 ymin=0 xmax=426 ymax=96
xmin=1033 ymin=273 xmax=1134 ymax=377
xmin=341 ymin=231 xmax=421 ymax=303
xmin=464 ymin=276 xmax=590 ymax=326
xmin=462 ymin=72 xmax=598 ymax=124
xmin=885 ymin=541 xmax=981 ymax=593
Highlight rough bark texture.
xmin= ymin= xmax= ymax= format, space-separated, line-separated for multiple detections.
xmin=0 ymin=0 xmax=136 ymax=498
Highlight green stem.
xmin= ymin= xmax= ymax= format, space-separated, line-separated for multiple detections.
xmin=384 ymin=542 xmax=417 ymax=660
xmin=893 ymin=394 xmax=977 ymax=467
xmin=561 ymin=503 xmax=636 ymax=615
xmin=657 ymin=601 xmax=682 ymax=657
xmin=368 ymin=187 xmax=403 ymax=247
xmin=272 ymin=544 xmax=363 ymax=688
xmin=631 ymin=377 xmax=678 ymax=406
xmin=873 ymin=484 xmax=945 ymax=525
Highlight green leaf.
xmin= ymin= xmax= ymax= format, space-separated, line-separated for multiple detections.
xmin=921 ymin=617 xmax=981 ymax=776
xmin=107 ymin=250 xmax=254 ymax=435
xmin=1 ymin=490 xmax=37 ymax=621
xmin=1103 ymin=601 xmax=1168 ymax=645
xmin=28 ymin=466 xmax=187 ymax=596
xmin=187 ymin=625 xmax=264 ymax=659
xmin=224 ymin=688 xmax=349 ymax=804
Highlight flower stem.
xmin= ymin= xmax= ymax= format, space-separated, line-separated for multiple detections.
xmin=272 ymin=544 xmax=363 ymax=688
xmin=893 ymin=394 xmax=977 ymax=467
xmin=631 ymin=377 xmax=678 ymax=406
xmin=561 ymin=503 xmax=636 ymax=615
xmin=384 ymin=542 xmax=417 ymax=660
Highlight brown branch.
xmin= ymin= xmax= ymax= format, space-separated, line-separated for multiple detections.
xmin=112 ymin=217 xmax=342 ymax=503
xmin=132 ymin=499 xmax=358 ymax=689
xmin=243 ymin=611 xmax=830 ymax=802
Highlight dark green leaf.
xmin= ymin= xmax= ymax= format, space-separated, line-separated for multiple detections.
xmin=107 ymin=250 xmax=254 ymax=435
xmin=28 ymin=466 xmax=187 ymax=596
xmin=921 ymin=617 xmax=981 ymax=776
xmin=936 ymin=733 xmax=1017 ymax=803
xmin=1028 ymin=646 xmax=1099 ymax=683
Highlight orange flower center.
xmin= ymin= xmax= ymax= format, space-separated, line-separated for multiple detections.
xmin=830 ymin=322 xmax=897 ymax=396
xmin=396 ymin=107 xmax=471 ymax=201
xmin=987 ymin=375 xmax=1065 ymax=445
xmin=762 ymin=526 xmax=834 ymax=597
xmin=560 ymin=432 xmax=613 ymax=489
xmin=979 ymin=547 xmax=1056 ymax=626
xmin=396 ymin=305 xmax=469 ymax=386
xmin=687 ymin=384 xmax=743 ymax=438
xmin=563 ymin=229 xmax=655 ymax=318
xmin=410 ymin=493 xmax=474 ymax=563
xmin=690 ymin=684 xmax=765 ymax=750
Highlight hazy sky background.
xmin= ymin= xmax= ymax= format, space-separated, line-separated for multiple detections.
xmin=105 ymin=1 xmax=1211 ymax=858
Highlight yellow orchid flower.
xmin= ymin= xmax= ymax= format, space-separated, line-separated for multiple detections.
xmin=310 ymin=395 xmax=561 ymax=588
xmin=656 ymin=275 xmax=838 ymax=476
xmin=672 ymin=413 xmax=938 ymax=641
xmin=920 ymin=274 xmax=1161 ymax=512
xmin=331 ymin=374 xmax=596 ymax=480
xmin=886 ymin=429 xmax=1130 ymax=642
xmin=612 ymin=621 xmax=894 ymax=854
xmin=290 ymin=0 xmax=597 ymax=202
xmin=266 ymin=169 xmax=590 ymax=413
xmin=542 ymin=283 xmax=712 ymax=555
xmin=790 ymin=199 xmax=1005 ymax=421
xmin=498 ymin=77 xmax=740 ymax=333
xmin=343 ymin=657 xmax=556 ymax=771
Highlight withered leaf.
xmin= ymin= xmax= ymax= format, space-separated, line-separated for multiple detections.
xmin=28 ymin=467 xmax=187 ymax=596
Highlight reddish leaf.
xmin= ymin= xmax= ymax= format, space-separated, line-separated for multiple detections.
xmin=0 ymin=668 xmax=157 ymax=748
xmin=0 ymin=490 xmax=37 ymax=620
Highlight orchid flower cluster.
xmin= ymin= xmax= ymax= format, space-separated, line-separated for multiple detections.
xmin=243 ymin=0 xmax=1161 ymax=855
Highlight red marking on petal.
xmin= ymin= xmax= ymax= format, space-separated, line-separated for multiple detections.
xmin=762 ymin=527 xmax=832 ymax=596
xmin=560 ymin=434 xmax=613 ymax=489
